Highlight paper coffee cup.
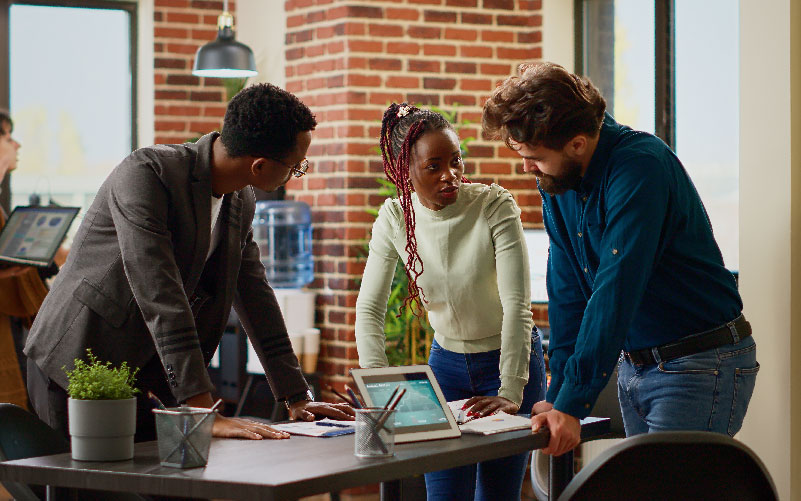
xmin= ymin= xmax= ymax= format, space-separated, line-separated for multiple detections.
xmin=302 ymin=328 xmax=320 ymax=373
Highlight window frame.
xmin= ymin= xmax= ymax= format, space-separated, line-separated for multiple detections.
xmin=0 ymin=0 xmax=137 ymax=213
xmin=574 ymin=0 xmax=676 ymax=148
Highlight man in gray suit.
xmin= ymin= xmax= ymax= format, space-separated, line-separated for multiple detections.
xmin=25 ymin=84 xmax=353 ymax=441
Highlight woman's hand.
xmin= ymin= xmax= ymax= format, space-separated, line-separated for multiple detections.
xmin=461 ymin=395 xmax=520 ymax=419
xmin=288 ymin=401 xmax=356 ymax=422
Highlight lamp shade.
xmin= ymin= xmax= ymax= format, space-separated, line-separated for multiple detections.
xmin=192 ymin=11 xmax=257 ymax=78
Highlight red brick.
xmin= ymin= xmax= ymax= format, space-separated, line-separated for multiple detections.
xmin=387 ymin=42 xmax=420 ymax=55
xmin=166 ymin=43 xmax=199 ymax=55
xmin=189 ymin=121 xmax=221 ymax=132
xmin=446 ymin=0 xmax=476 ymax=5
xmin=190 ymin=90 xmax=224 ymax=102
xmin=483 ymin=0 xmax=514 ymax=9
xmin=165 ymin=74 xmax=200 ymax=86
xmin=408 ymin=26 xmax=441 ymax=39
xmin=445 ymin=28 xmax=478 ymax=41
xmin=482 ymin=30 xmax=515 ymax=42
xmin=481 ymin=63 xmax=514 ymax=75
xmin=155 ymin=0 xmax=189 ymax=6
xmin=444 ymin=94 xmax=477 ymax=106
xmin=191 ymin=29 xmax=218 ymax=41
xmin=386 ymin=8 xmax=419 ymax=21
xmin=423 ymin=44 xmax=456 ymax=56
xmin=369 ymin=58 xmax=403 ymax=71
xmin=518 ymin=30 xmax=543 ymax=44
xmin=407 ymin=93 xmax=440 ymax=105
xmin=287 ymin=13 xmax=305 ymax=28
xmin=369 ymin=91 xmax=404 ymax=105
xmin=460 ymin=45 xmax=493 ymax=58
xmin=165 ymin=12 xmax=200 ymax=23
xmin=153 ymin=57 xmax=186 ymax=70
xmin=461 ymin=12 xmax=493 ymax=24
xmin=346 ymin=5 xmax=384 ymax=18
xmin=445 ymin=62 xmax=477 ymax=74
xmin=386 ymin=76 xmax=420 ymax=89
xmin=155 ymin=90 xmax=188 ymax=100
xmin=497 ymin=47 xmax=541 ymax=60
xmin=408 ymin=59 xmax=441 ymax=72
xmin=347 ymin=40 xmax=383 ymax=53
xmin=424 ymin=77 xmax=456 ymax=90
xmin=347 ymin=74 xmax=382 ymax=87
xmin=155 ymin=120 xmax=188 ymax=131
xmin=479 ymin=162 xmax=511 ymax=174
xmin=497 ymin=14 xmax=541 ymax=26
xmin=519 ymin=0 xmax=543 ymax=9
xmin=424 ymin=10 xmax=458 ymax=23
xmin=369 ymin=23 xmax=404 ymax=37
xmin=316 ymin=26 xmax=337 ymax=40
xmin=154 ymin=26 xmax=189 ymax=39
xmin=409 ymin=0 xmax=442 ymax=4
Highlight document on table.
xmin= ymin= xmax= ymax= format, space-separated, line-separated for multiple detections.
xmin=447 ymin=399 xmax=533 ymax=435
xmin=271 ymin=418 xmax=355 ymax=437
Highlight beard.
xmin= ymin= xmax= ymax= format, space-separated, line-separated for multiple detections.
xmin=536 ymin=157 xmax=583 ymax=195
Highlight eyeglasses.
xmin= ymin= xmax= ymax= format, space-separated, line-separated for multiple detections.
xmin=290 ymin=158 xmax=309 ymax=178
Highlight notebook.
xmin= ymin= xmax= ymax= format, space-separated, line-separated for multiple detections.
xmin=447 ymin=399 xmax=533 ymax=435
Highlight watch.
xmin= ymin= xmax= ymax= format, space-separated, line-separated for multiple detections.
xmin=284 ymin=389 xmax=314 ymax=410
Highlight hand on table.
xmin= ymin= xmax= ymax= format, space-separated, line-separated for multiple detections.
xmin=212 ymin=414 xmax=290 ymax=440
xmin=530 ymin=400 xmax=581 ymax=456
xmin=288 ymin=401 xmax=356 ymax=422
xmin=183 ymin=391 xmax=290 ymax=440
xmin=461 ymin=395 xmax=519 ymax=420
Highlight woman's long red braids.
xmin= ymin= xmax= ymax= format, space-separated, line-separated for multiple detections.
xmin=379 ymin=103 xmax=454 ymax=316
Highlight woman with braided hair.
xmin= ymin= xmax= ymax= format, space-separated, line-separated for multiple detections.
xmin=355 ymin=103 xmax=546 ymax=500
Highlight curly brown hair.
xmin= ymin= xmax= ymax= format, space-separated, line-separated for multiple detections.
xmin=482 ymin=62 xmax=606 ymax=151
xmin=379 ymin=103 xmax=454 ymax=316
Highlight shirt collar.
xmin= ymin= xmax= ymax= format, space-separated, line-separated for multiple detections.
xmin=577 ymin=112 xmax=622 ymax=194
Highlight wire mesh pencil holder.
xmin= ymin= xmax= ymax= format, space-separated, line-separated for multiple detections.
xmin=153 ymin=407 xmax=216 ymax=468
xmin=354 ymin=408 xmax=396 ymax=458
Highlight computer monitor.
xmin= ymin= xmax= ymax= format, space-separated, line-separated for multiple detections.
xmin=523 ymin=228 xmax=550 ymax=304
xmin=0 ymin=206 xmax=80 ymax=267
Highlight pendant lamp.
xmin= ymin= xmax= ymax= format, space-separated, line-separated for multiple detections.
xmin=192 ymin=0 xmax=257 ymax=78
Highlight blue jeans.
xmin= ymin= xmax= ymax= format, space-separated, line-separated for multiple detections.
xmin=424 ymin=330 xmax=547 ymax=501
xmin=618 ymin=335 xmax=759 ymax=436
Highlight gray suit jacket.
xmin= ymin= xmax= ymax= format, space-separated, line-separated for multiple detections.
xmin=25 ymin=133 xmax=309 ymax=402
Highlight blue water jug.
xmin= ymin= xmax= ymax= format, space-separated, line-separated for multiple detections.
xmin=253 ymin=201 xmax=314 ymax=288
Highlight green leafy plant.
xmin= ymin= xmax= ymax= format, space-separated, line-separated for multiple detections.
xmin=363 ymin=104 xmax=476 ymax=366
xmin=64 ymin=349 xmax=140 ymax=400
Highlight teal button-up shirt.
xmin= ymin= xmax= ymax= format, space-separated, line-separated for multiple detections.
xmin=543 ymin=114 xmax=742 ymax=418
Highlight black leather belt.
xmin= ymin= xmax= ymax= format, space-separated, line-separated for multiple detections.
xmin=623 ymin=315 xmax=752 ymax=366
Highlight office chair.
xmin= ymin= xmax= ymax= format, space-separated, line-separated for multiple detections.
xmin=530 ymin=366 xmax=625 ymax=501
xmin=0 ymin=403 xmax=144 ymax=501
xmin=556 ymin=431 xmax=778 ymax=501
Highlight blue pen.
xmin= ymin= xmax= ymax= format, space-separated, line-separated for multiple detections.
xmin=345 ymin=385 xmax=363 ymax=409
xmin=316 ymin=421 xmax=354 ymax=428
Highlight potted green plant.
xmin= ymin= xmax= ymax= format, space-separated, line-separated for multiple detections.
xmin=64 ymin=349 xmax=140 ymax=461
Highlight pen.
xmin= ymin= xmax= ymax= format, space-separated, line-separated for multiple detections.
xmin=345 ymin=385 xmax=364 ymax=409
xmin=328 ymin=385 xmax=359 ymax=408
xmin=315 ymin=421 xmax=354 ymax=428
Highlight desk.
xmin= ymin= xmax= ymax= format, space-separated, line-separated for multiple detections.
xmin=0 ymin=417 xmax=610 ymax=500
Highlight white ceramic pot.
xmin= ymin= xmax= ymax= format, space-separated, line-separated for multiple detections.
xmin=68 ymin=397 xmax=137 ymax=461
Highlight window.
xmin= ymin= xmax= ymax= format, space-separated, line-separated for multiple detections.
xmin=576 ymin=0 xmax=739 ymax=271
xmin=8 ymin=1 xmax=136 ymax=218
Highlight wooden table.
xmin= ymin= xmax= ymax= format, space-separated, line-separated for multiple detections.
xmin=0 ymin=417 xmax=610 ymax=500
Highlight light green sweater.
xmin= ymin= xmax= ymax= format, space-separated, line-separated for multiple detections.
xmin=355 ymin=183 xmax=534 ymax=405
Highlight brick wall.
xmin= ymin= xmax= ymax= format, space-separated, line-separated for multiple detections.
xmin=153 ymin=0 xmax=233 ymax=145
xmin=282 ymin=0 xmax=548 ymax=392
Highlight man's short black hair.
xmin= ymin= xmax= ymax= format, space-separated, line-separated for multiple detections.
xmin=221 ymin=83 xmax=317 ymax=160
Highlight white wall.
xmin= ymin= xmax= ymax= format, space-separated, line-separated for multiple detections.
xmin=542 ymin=0 xmax=575 ymax=72
xmin=737 ymin=0 xmax=801 ymax=498
xmin=237 ymin=0 xmax=286 ymax=88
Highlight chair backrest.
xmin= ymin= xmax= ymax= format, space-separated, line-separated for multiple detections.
xmin=0 ymin=403 xmax=70 ymax=501
xmin=557 ymin=431 xmax=778 ymax=501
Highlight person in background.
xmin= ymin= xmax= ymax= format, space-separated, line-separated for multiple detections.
xmin=482 ymin=62 xmax=758 ymax=456
xmin=355 ymin=103 xmax=546 ymax=500
xmin=0 ymin=109 xmax=20 ymax=212
xmin=25 ymin=84 xmax=354 ymax=442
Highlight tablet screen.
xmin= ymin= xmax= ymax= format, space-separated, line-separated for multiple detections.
xmin=361 ymin=372 xmax=450 ymax=432
xmin=0 ymin=206 xmax=79 ymax=266
xmin=351 ymin=365 xmax=461 ymax=443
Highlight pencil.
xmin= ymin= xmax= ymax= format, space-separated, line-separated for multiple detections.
xmin=327 ymin=385 xmax=358 ymax=407
xmin=344 ymin=385 xmax=364 ymax=409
